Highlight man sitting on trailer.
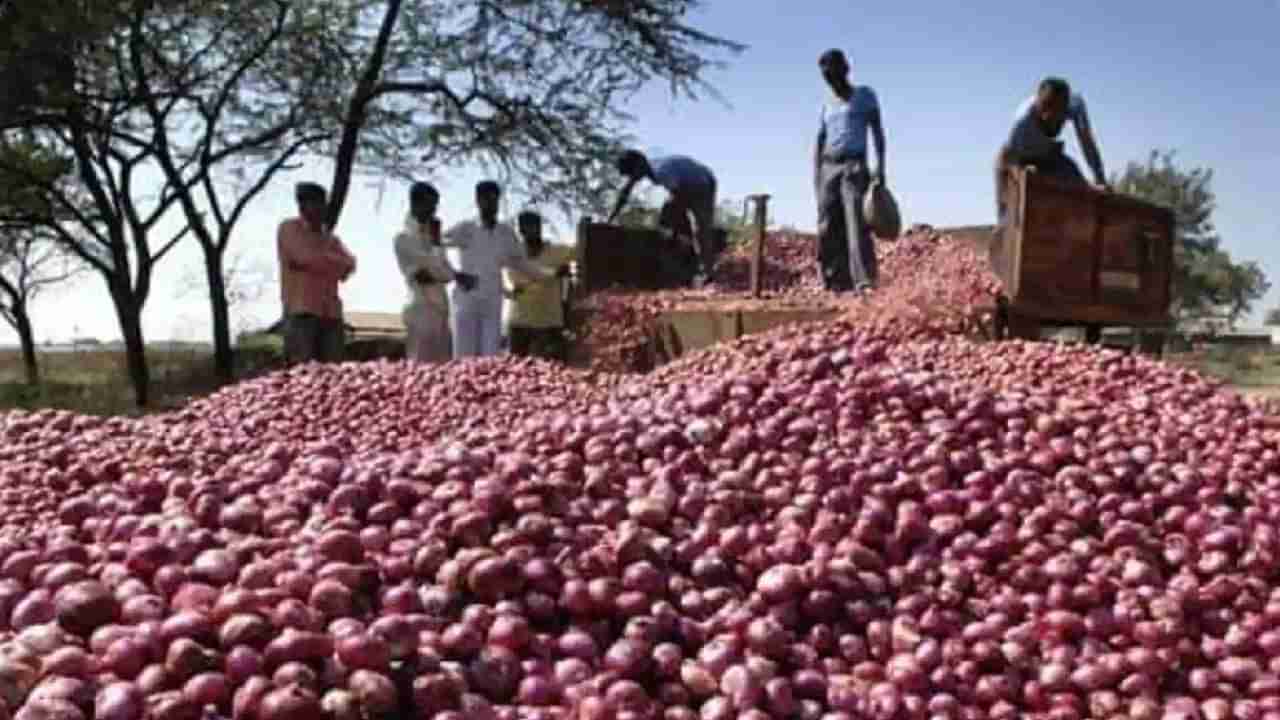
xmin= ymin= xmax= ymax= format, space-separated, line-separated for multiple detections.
xmin=994 ymin=76 xmax=1111 ymax=343
xmin=606 ymin=149 xmax=719 ymax=286
xmin=995 ymin=76 xmax=1109 ymax=200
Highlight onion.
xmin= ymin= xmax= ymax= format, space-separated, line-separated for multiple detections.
xmin=94 ymin=682 xmax=143 ymax=720
xmin=258 ymin=683 xmax=321 ymax=720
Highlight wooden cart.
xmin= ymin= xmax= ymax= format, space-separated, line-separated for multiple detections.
xmin=989 ymin=169 xmax=1176 ymax=355
xmin=575 ymin=218 xmax=731 ymax=294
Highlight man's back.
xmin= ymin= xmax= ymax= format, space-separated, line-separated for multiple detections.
xmin=650 ymin=155 xmax=714 ymax=193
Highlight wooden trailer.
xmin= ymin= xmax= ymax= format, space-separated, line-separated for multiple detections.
xmin=989 ymin=169 xmax=1176 ymax=355
xmin=575 ymin=219 xmax=729 ymax=293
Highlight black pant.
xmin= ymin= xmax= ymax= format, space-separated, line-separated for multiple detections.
xmin=1024 ymin=146 xmax=1087 ymax=184
xmin=816 ymin=157 xmax=876 ymax=291
xmin=284 ymin=313 xmax=345 ymax=364
xmin=509 ymin=326 xmax=567 ymax=362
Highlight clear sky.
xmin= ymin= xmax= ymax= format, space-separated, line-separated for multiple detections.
xmin=6 ymin=0 xmax=1279 ymax=346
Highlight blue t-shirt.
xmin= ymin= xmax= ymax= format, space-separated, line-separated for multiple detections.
xmin=1007 ymin=92 xmax=1091 ymax=161
xmin=819 ymin=86 xmax=880 ymax=159
xmin=649 ymin=155 xmax=715 ymax=193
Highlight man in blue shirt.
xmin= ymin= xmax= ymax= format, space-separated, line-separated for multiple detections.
xmin=607 ymin=150 xmax=719 ymax=285
xmin=814 ymin=49 xmax=887 ymax=293
xmin=995 ymin=76 xmax=1108 ymax=204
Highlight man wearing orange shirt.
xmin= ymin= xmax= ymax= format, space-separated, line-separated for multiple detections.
xmin=276 ymin=182 xmax=357 ymax=364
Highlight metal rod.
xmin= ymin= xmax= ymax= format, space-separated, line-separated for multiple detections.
xmin=746 ymin=194 xmax=771 ymax=298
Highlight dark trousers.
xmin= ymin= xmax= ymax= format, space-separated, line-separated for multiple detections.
xmin=1024 ymin=145 xmax=1087 ymax=183
xmin=509 ymin=326 xmax=567 ymax=362
xmin=817 ymin=157 xmax=876 ymax=291
xmin=284 ymin=313 xmax=345 ymax=364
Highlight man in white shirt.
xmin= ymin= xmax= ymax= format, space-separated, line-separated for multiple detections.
xmin=394 ymin=182 xmax=476 ymax=363
xmin=442 ymin=180 xmax=570 ymax=358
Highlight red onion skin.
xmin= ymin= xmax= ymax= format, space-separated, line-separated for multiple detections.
xmin=94 ymin=682 xmax=144 ymax=720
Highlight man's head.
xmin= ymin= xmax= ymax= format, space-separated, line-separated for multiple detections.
xmin=475 ymin=180 xmax=501 ymax=222
xmin=295 ymin=182 xmax=327 ymax=229
xmin=819 ymin=49 xmax=850 ymax=91
xmin=616 ymin=150 xmax=650 ymax=181
xmin=517 ymin=210 xmax=544 ymax=250
xmin=409 ymin=182 xmax=439 ymax=224
xmin=1032 ymin=76 xmax=1072 ymax=137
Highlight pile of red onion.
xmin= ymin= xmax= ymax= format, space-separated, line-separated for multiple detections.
xmin=2 ymin=239 xmax=1280 ymax=719
xmin=574 ymin=228 xmax=1002 ymax=373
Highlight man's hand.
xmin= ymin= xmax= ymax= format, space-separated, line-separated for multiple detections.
xmin=454 ymin=272 xmax=477 ymax=291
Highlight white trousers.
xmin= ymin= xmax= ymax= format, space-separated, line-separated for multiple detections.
xmin=450 ymin=295 xmax=503 ymax=358
xmin=404 ymin=308 xmax=452 ymax=363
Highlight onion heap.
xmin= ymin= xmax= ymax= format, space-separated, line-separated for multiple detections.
xmin=1 ymin=229 xmax=1279 ymax=719
xmin=574 ymin=227 xmax=1002 ymax=373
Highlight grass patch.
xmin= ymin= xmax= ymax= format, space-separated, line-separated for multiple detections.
xmin=1166 ymin=346 xmax=1280 ymax=388
xmin=0 ymin=335 xmax=287 ymax=416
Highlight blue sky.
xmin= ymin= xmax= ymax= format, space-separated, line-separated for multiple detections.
xmin=7 ymin=0 xmax=1279 ymax=346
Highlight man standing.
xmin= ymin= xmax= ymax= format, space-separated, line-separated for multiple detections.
xmin=503 ymin=210 xmax=577 ymax=362
xmin=276 ymin=182 xmax=356 ymax=364
xmin=442 ymin=181 xmax=570 ymax=359
xmin=394 ymin=182 xmax=477 ymax=363
xmin=814 ymin=49 xmax=887 ymax=294
xmin=607 ymin=150 xmax=719 ymax=285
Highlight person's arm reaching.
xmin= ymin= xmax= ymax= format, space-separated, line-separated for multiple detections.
xmin=1072 ymin=99 xmax=1108 ymax=188
xmin=502 ymin=232 xmax=561 ymax=281
xmin=813 ymin=108 xmax=826 ymax=207
xmin=438 ymin=222 xmax=469 ymax=248
xmin=395 ymin=231 xmax=455 ymax=283
xmin=994 ymin=143 xmax=1019 ymax=216
xmin=606 ymin=178 xmax=639 ymax=225
xmin=869 ymin=93 xmax=887 ymax=185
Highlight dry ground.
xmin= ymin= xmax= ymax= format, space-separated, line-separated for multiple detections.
xmin=0 ymin=337 xmax=283 ymax=415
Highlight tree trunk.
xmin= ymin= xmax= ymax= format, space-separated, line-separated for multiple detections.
xmin=204 ymin=250 xmax=234 ymax=384
xmin=12 ymin=305 xmax=39 ymax=385
xmin=109 ymin=285 xmax=151 ymax=408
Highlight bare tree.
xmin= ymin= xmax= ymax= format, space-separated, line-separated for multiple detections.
xmin=0 ymin=1 xmax=340 ymax=404
xmin=176 ymin=250 xmax=275 ymax=341
xmin=0 ymin=226 xmax=84 ymax=383
xmin=318 ymin=0 xmax=745 ymax=228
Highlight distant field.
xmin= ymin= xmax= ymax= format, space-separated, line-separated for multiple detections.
xmin=0 ymin=336 xmax=284 ymax=415
xmin=1165 ymin=346 xmax=1280 ymax=396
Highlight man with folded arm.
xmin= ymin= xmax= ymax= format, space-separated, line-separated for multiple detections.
xmin=276 ymin=182 xmax=356 ymax=364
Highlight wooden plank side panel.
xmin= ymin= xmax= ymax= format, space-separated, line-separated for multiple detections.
xmin=1003 ymin=171 xmax=1176 ymax=327
xmin=580 ymin=222 xmax=668 ymax=292
xmin=1016 ymin=179 xmax=1098 ymax=307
